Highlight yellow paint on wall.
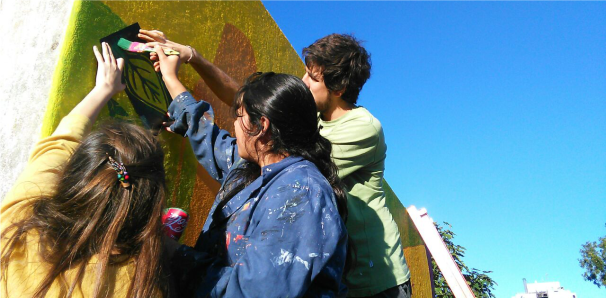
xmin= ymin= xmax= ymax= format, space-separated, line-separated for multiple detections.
xmin=104 ymin=1 xmax=305 ymax=88
xmin=385 ymin=181 xmax=434 ymax=297
xmin=41 ymin=1 xmax=304 ymax=241
xmin=404 ymin=245 xmax=434 ymax=298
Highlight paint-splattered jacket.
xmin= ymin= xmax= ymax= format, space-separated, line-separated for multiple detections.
xmin=167 ymin=91 xmax=348 ymax=298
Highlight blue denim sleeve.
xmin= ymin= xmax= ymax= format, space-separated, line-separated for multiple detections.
xmin=167 ymin=91 xmax=239 ymax=184
xmin=208 ymin=175 xmax=348 ymax=298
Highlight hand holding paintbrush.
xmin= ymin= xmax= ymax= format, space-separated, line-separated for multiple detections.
xmin=117 ymin=37 xmax=180 ymax=56
xmin=137 ymin=29 xmax=196 ymax=72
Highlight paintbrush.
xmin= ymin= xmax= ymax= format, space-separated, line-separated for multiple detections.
xmin=117 ymin=38 xmax=180 ymax=55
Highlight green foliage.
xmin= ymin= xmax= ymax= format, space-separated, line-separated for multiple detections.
xmin=579 ymin=224 xmax=606 ymax=288
xmin=432 ymin=222 xmax=497 ymax=298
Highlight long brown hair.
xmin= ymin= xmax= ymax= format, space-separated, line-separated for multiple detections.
xmin=1 ymin=122 xmax=169 ymax=297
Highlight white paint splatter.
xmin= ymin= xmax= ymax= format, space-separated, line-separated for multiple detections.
xmin=270 ymin=250 xmax=311 ymax=270
xmin=272 ymin=249 xmax=293 ymax=266
xmin=295 ymin=256 xmax=309 ymax=270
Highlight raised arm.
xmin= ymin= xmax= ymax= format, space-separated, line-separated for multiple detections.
xmin=1 ymin=42 xmax=124 ymax=216
xmin=72 ymin=42 xmax=125 ymax=122
xmin=155 ymin=46 xmax=239 ymax=183
xmin=139 ymin=29 xmax=240 ymax=106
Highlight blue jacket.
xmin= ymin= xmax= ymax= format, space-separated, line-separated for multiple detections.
xmin=168 ymin=92 xmax=348 ymax=298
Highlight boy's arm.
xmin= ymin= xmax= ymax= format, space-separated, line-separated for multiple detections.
xmin=140 ymin=29 xmax=240 ymax=107
xmin=188 ymin=48 xmax=240 ymax=106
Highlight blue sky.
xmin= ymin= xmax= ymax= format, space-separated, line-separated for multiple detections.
xmin=263 ymin=1 xmax=606 ymax=297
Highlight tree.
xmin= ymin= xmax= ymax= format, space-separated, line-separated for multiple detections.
xmin=579 ymin=224 xmax=606 ymax=288
xmin=432 ymin=222 xmax=497 ymax=298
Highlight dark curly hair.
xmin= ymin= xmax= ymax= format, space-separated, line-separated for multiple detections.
xmin=303 ymin=34 xmax=372 ymax=105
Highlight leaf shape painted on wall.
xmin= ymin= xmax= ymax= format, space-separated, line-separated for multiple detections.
xmin=122 ymin=50 xmax=171 ymax=133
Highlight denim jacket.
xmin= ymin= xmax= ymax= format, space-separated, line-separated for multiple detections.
xmin=167 ymin=92 xmax=348 ymax=298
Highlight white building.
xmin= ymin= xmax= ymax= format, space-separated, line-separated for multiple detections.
xmin=511 ymin=280 xmax=577 ymax=298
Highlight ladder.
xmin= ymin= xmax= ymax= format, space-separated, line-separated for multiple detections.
xmin=407 ymin=205 xmax=476 ymax=298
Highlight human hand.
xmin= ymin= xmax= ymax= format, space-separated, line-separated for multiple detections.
xmin=138 ymin=29 xmax=195 ymax=71
xmin=162 ymin=112 xmax=175 ymax=133
xmin=155 ymin=45 xmax=182 ymax=81
xmin=93 ymin=42 xmax=125 ymax=95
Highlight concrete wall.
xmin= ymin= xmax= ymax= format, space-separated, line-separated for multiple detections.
xmin=0 ymin=0 xmax=73 ymax=201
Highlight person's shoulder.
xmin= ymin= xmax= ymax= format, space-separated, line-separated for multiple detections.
xmin=281 ymin=160 xmax=330 ymax=187
xmin=273 ymin=161 xmax=333 ymax=199
xmin=332 ymin=107 xmax=382 ymax=140
xmin=349 ymin=106 xmax=382 ymax=129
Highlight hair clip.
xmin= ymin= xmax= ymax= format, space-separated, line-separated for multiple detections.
xmin=106 ymin=154 xmax=131 ymax=188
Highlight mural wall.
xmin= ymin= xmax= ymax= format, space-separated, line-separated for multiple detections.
xmin=4 ymin=1 xmax=433 ymax=297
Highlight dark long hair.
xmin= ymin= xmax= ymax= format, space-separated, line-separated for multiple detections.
xmin=220 ymin=72 xmax=353 ymax=272
xmin=1 ymin=122 xmax=170 ymax=298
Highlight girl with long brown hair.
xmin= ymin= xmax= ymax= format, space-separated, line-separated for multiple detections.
xmin=1 ymin=43 xmax=171 ymax=297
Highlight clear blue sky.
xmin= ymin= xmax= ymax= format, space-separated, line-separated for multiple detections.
xmin=263 ymin=1 xmax=605 ymax=297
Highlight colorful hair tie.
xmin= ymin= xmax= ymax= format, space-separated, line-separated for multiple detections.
xmin=106 ymin=154 xmax=131 ymax=188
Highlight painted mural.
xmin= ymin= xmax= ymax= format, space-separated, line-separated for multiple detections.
xmin=42 ymin=1 xmax=432 ymax=296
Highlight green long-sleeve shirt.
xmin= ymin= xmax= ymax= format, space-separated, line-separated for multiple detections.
xmin=319 ymin=107 xmax=410 ymax=297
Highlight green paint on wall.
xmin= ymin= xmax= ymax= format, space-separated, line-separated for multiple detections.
xmin=41 ymin=0 xmax=197 ymax=212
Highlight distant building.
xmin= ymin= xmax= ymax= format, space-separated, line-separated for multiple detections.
xmin=511 ymin=279 xmax=577 ymax=298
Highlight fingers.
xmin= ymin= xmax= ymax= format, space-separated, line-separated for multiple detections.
xmin=117 ymin=58 xmax=125 ymax=72
xmin=137 ymin=33 xmax=156 ymax=42
xmin=138 ymin=29 xmax=167 ymax=42
xmin=154 ymin=45 xmax=168 ymax=73
xmin=162 ymin=119 xmax=175 ymax=133
xmin=155 ymin=45 xmax=168 ymax=60
xmin=93 ymin=42 xmax=125 ymax=94
xmin=145 ymin=41 xmax=161 ymax=48
xmin=147 ymin=44 xmax=160 ymax=62
xmin=93 ymin=45 xmax=103 ymax=64
xmin=106 ymin=43 xmax=116 ymax=65
xmin=102 ymin=42 xmax=110 ymax=64
xmin=163 ymin=112 xmax=174 ymax=133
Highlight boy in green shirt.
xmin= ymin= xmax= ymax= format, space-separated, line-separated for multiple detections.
xmin=301 ymin=34 xmax=411 ymax=298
